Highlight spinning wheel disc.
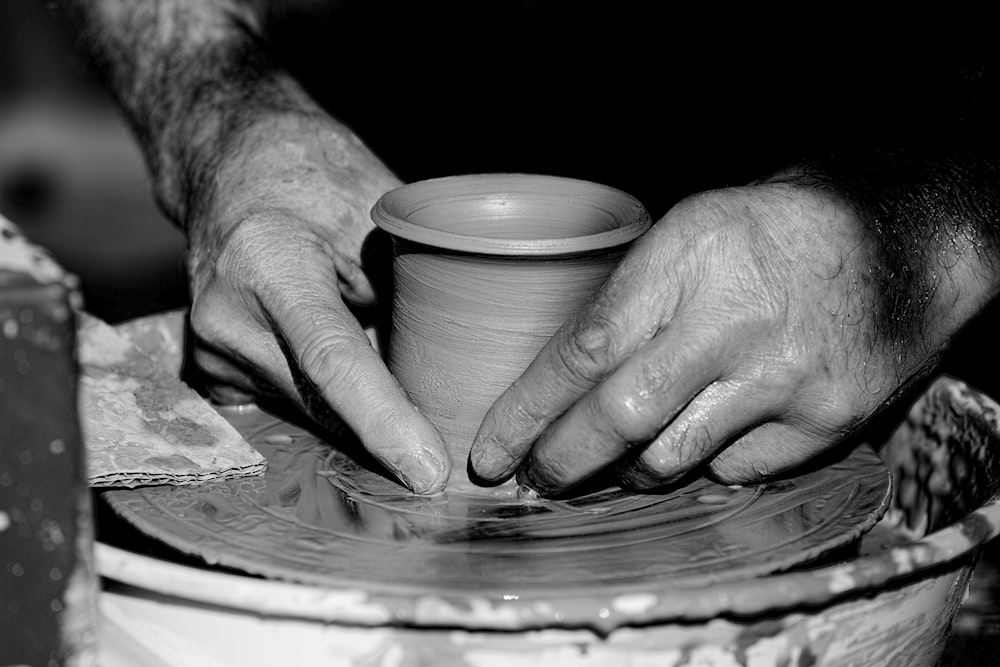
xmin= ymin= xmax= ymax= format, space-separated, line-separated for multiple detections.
xmin=104 ymin=405 xmax=891 ymax=628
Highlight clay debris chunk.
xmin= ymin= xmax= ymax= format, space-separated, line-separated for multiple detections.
xmin=78 ymin=312 xmax=266 ymax=487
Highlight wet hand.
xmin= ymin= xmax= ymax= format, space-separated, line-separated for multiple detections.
xmin=185 ymin=114 xmax=450 ymax=493
xmin=470 ymin=185 xmax=923 ymax=495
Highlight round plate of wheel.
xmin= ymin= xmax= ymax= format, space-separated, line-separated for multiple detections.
xmin=102 ymin=401 xmax=891 ymax=630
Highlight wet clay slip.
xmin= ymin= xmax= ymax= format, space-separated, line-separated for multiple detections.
xmin=95 ymin=313 xmax=1000 ymax=666
xmin=102 ymin=399 xmax=891 ymax=617
xmin=98 ymin=375 xmax=1000 ymax=667
xmin=371 ymin=174 xmax=651 ymax=487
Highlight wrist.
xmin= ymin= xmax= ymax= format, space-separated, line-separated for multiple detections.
xmin=65 ymin=0 xmax=292 ymax=229
xmin=748 ymin=179 xmax=999 ymax=357
xmin=183 ymin=109 xmax=401 ymax=282
xmin=148 ymin=68 xmax=325 ymax=229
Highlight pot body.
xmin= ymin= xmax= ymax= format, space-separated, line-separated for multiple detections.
xmin=372 ymin=174 xmax=651 ymax=482
xmin=387 ymin=245 xmax=624 ymax=474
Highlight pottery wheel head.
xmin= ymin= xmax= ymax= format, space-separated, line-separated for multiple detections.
xmin=105 ymin=406 xmax=892 ymax=600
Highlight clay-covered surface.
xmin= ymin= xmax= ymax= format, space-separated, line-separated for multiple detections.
xmin=96 ymin=314 xmax=1000 ymax=646
xmin=102 ymin=401 xmax=890 ymax=630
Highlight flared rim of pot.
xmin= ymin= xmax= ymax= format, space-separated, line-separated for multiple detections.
xmin=371 ymin=173 xmax=652 ymax=256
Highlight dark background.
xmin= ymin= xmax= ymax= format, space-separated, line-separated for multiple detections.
xmin=1 ymin=2 xmax=997 ymax=662
xmin=0 ymin=0 xmax=189 ymax=323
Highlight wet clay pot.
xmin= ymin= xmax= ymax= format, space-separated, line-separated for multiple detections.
xmin=371 ymin=174 xmax=651 ymax=487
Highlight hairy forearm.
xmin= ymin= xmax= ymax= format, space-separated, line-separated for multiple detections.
xmin=61 ymin=0 xmax=323 ymax=228
xmin=765 ymin=139 xmax=1000 ymax=367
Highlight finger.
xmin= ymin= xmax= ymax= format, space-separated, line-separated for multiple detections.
xmin=332 ymin=247 xmax=377 ymax=306
xmin=191 ymin=346 xmax=279 ymax=404
xmin=265 ymin=277 xmax=451 ymax=494
xmin=615 ymin=378 xmax=780 ymax=490
xmin=469 ymin=266 xmax=667 ymax=483
xmin=190 ymin=272 xmax=451 ymax=494
xmin=512 ymin=319 xmax=727 ymax=496
xmin=705 ymin=420 xmax=840 ymax=486
xmin=205 ymin=383 xmax=258 ymax=406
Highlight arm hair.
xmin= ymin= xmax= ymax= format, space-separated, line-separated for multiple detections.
xmin=764 ymin=63 xmax=1000 ymax=360
xmin=59 ymin=0 xmax=320 ymax=228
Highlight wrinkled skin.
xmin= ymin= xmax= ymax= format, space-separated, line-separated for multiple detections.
xmin=65 ymin=0 xmax=998 ymax=499
xmin=469 ymin=185 xmax=973 ymax=495
xmin=185 ymin=113 xmax=451 ymax=493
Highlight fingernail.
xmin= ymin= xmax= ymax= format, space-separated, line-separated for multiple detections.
xmin=469 ymin=439 xmax=518 ymax=484
xmin=515 ymin=466 xmax=553 ymax=498
xmin=468 ymin=440 xmax=494 ymax=475
xmin=468 ymin=441 xmax=487 ymax=470
xmin=395 ymin=450 xmax=450 ymax=495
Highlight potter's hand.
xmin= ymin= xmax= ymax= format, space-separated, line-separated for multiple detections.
xmin=471 ymin=184 xmax=998 ymax=495
xmin=65 ymin=0 xmax=450 ymax=492
xmin=186 ymin=115 xmax=450 ymax=493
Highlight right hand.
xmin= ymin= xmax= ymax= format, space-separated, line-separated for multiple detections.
xmin=183 ymin=112 xmax=451 ymax=493
xmin=470 ymin=184 xmax=993 ymax=496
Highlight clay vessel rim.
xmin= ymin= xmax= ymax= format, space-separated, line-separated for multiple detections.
xmin=371 ymin=173 xmax=652 ymax=256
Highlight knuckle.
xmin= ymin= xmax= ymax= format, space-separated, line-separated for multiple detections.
xmin=619 ymin=426 xmax=708 ymax=490
xmin=709 ymin=444 xmax=779 ymax=485
xmin=188 ymin=294 xmax=238 ymax=349
xmin=554 ymin=314 xmax=619 ymax=385
xmin=588 ymin=389 xmax=655 ymax=444
xmin=294 ymin=328 xmax=368 ymax=394
xmin=709 ymin=424 xmax=820 ymax=484
xmin=212 ymin=218 xmax=278 ymax=274
xmin=187 ymin=299 xmax=214 ymax=340
xmin=191 ymin=347 xmax=231 ymax=379
xmin=732 ymin=346 xmax=814 ymax=409
xmin=754 ymin=359 xmax=863 ymax=437
xmin=213 ymin=218 xmax=332 ymax=291
xmin=618 ymin=455 xmax=670 ymax=490
xmin=809 ymin=390 xmax=862 ymax=435
xmin=629 ymin=358 xmax=676 ymax=409
xmin=751 ymin=339 xmax=811 ymax=383
xmin=671 ymin=422 xmax=716 ymax=463
xmin=494 ymin=383 xmax=552 ymax=430
xmin=635 ymin=442 xmax=680 ymax=478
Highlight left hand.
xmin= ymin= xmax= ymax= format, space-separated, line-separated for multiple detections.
xmin=182 ymin=112 xmax=451 ymax=494
xmin=468 ymin=184 xmax=950 ymax=496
